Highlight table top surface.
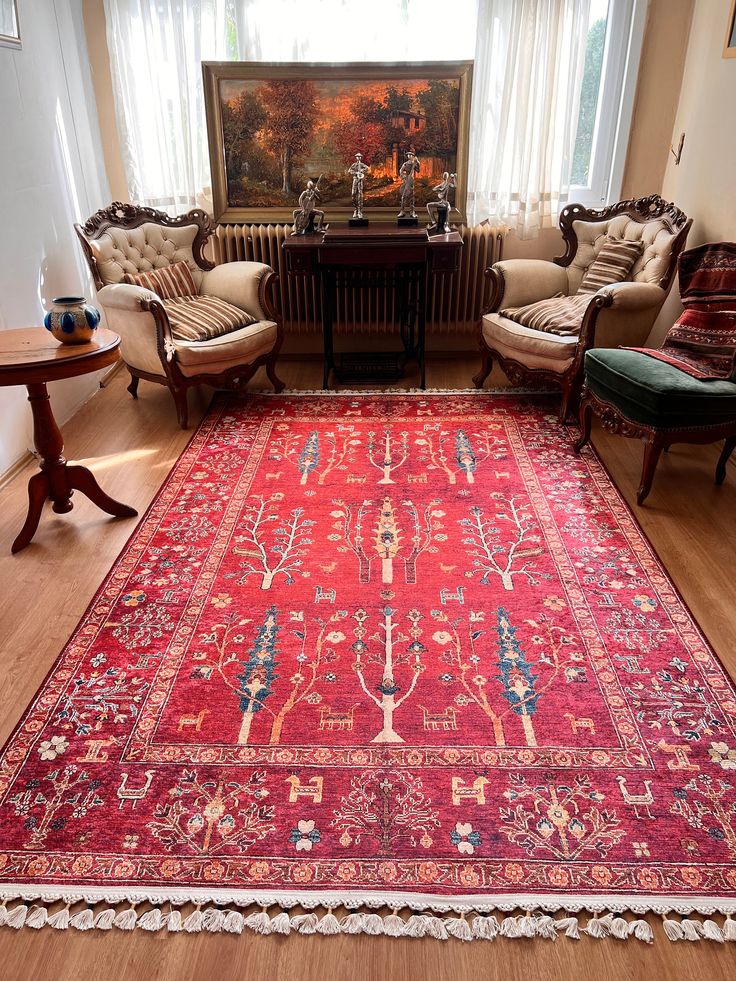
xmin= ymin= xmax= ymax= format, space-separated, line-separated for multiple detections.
xmin=284 ymin=225 xmax=463 ymax=247
xmin=0 ymin=327 xmax=120 ymax=385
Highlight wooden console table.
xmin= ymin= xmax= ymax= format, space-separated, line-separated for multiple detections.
xmin=283 ymin=226 xmax=463 ymax=388
xmin=0 ymin=327 xmax=138 ymax=553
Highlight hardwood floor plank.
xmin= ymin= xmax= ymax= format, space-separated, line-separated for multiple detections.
xmin=0 ymin=358 xmax=734 ymax=980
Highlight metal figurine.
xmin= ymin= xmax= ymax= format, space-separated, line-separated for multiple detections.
xmin=291 ymin=175 xmax=327 ymax=235
xmin=397 ymin=151 xmax=420 ymax=219
xmin=347 ymin=152 xmax=370 ymax=219
xmin=427 ymin=172 xmax=457 ymax=233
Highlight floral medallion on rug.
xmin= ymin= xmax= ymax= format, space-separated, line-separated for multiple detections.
xmin=1 ymin=392 xmax=736 ymax=943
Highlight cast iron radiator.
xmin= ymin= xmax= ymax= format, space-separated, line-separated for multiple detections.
xmin=212 ymin=223 xmax=506 ymax=339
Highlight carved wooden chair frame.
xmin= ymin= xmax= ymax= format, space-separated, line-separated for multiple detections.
xmin=574 ymin=386 xmax=736 ymax=505
xmin=75 ymin=202 xmax=285 ymax=428
xmin=473 ymin=194 xmax=692 ymax=422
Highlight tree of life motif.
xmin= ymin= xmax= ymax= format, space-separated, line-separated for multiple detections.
xmin=499 ymin=773 xmax=625 ymax=859
xmin=330 ymin=497 xmax=444 ymax=584
xmin=625 ymin=663 xmax=722 ymax=742
xmin=414 ymin=425 xmax=507 ymax=485
xmin=148 ymin=769 xmax=274 ymax=854
xmin=10 ymin=766 xmax=103 ymax=849
xmin=432 ymin=608 xmax=576 ymax=747
xmin=234 ymin=606 xmax=279 ymax=744
xmin=55 ymin=669 xmax=149 ymax=736
xmin=671 ymin=775 xmax=736 ymax=858
xmin=367 ymin=430 xmax=409 ymax=484
xmin=271 ymin=427 xmax=361 ymax=485
xmin=352 ymin=608 xmax=426 ymax=743
xmin=231 ymin=494 xmax=314 ymax=590
xmin=332 ymin=769 xmax=440 ymax=853
xmin=459 ymin=493 xmax=547 ymax=591
xmin=199 ymin=610 xmax=346 ymax=745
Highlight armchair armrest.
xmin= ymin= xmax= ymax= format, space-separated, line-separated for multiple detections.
xmin=97 ymin=282 xmax=159 ymax=311
xmin=485 ymin=259 xmax=569 ymax=313
xmin=597 ymin=281 xmax=666 ymax=311
xmin=199 ymin=261 xmax=276 ymax=321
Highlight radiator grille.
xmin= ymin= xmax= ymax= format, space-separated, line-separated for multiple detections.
xmin=212 ymin=223 xmax=505 ymax=337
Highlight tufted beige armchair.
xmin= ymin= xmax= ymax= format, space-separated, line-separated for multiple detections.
xmin=75 ymin=202 xmax=284 ymax=428
xmin=473 ymin=195 xmax=692 ymax=421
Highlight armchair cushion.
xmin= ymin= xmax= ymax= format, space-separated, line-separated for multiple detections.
xmin=164 ymin=295 xmax=257 ymax=342
xmin=123 ymin=260 xmax=197 ymax=300
xmin=577 ymin=238 xmax=643 ymax=294
xmin=585 ymin=348 xmax=736 ymax=429
xmin=174 ymin=320 xmax=278 ymax=377
xmin=482 ymin=314 xmax=578 ymax=374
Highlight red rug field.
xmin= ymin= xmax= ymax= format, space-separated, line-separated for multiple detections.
xmin=1 ymin=392 xmax=736 ymax=942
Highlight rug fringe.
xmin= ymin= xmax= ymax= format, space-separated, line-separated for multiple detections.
xmin=2 ymin=899 xmax=735 ymax=942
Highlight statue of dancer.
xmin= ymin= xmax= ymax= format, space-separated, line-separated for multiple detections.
xmin=397 ymin=151 xmax=420 ymax=219
xmin=427 ymin=172 xmax=457 ymax=233
xmin=347 ymin=152 xmax=370 ymax=219
xmin=291 ymin=176 xmax=326 ymax=235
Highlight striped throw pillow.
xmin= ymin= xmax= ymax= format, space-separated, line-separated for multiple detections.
xmin=577 ymin=238 xmax=643 ymax=294
xmin=163 ymin=294 xmax=257 ymax=342
xmin=123 ymin=260 xmax=197 ymax=300
xmin=501 ymin=293 xmax=593 ymax=337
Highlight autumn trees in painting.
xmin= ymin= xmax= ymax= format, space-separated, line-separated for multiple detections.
xmin=217 ymin=74 xmax=462 ymax=211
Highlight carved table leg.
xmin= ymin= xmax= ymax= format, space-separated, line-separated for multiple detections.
xmin=11 ymin=382 xmax=138 ymax=553
xmin=715 ymin=435 xmax=736 ymax=485
xmin=11 ymin=472 xmax=50 ymax=554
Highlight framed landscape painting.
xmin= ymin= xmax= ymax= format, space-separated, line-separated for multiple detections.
xmin=202 ymin=61 xmax=473 ymax=224
xmin=725 ymin=0 xmax=736 ymax=58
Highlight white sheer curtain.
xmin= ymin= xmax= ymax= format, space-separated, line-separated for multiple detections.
xmin=103 ymin=0 xmax=591 ymax=234
xmin=467 ymin=0 xmax=591 ymax=237
xmin=103 ymin=0 xmax=476 ymax=212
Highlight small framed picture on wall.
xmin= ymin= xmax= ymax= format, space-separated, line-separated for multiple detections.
xmin=725 ymin=0 xmax=736 ymax=58
xmin=0 ymin=0 xmax=21 ymax=49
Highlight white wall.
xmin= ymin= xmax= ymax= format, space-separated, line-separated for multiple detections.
xmin=648 ymin=0 xmax=736 ymax=345
xmin=0 ymin=0 xmax=110 ymax=475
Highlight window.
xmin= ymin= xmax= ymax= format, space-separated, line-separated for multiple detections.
xmin=570 ymin=0 xmax=647 ymax=205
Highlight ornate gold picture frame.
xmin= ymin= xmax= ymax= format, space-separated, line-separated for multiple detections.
xmin=203 ymin=61 xmax=473 ymax=224
xmin=725 ymin=0 xmax=736 ymax=58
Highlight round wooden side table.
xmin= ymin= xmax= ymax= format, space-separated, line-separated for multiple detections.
xmin=0 ymin=327 xmax=138 ymax=553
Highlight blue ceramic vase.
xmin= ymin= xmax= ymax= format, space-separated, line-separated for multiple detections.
xmin=44 ymin=296 xmax=100 ymax=344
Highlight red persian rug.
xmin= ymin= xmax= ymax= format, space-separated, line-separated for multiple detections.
xmin=2 ymin=392 xmax=736 ymax=943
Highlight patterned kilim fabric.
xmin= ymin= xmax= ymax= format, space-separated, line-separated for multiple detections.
xmin=578 ymin=239 xmax=643 ymax=295
xmin=164 ymin=295 xmax=257 ymax=342
xmin=2 ymin=393 xmax=736 ymax=939
xmin=123 ymin=260 xmax=197 ymax=300
xmin=501 ymin=293 xmax=592 ymax=337
xmin=626 ymin=243 xmax=736 ymax=380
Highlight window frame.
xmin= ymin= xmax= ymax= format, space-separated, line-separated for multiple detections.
xmin=569 ymin=0 xmax=648 ymax=207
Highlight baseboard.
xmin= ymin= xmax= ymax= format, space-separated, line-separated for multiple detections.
xmin=0 ymin=450 xmax=34 ymax=492
xmin=99 ymin=361 xmax=124 ymax=387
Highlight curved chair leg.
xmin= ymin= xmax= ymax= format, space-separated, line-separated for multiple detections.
xmin=559 ymin=375 xmax=583 ymax=425
xmin=716 ymin=435 xmax=736 ymax=485
xmin=637 ymin=437 xmax=665 ymax=506
xmin=574 ymin=395 xmax=593 ymax=453
xmin=127 ymin=372 xmax=139 ymax=399
xmin=266 ymin=355 xmax=286 ymax=394
xmin=472 ymin=349 xmax=493 ymax=389
xmin=171 ymin=387 xmax=189 ymax=429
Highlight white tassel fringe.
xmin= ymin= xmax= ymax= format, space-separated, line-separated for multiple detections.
xmin=0 ymin=898 xmax=734 ymax=943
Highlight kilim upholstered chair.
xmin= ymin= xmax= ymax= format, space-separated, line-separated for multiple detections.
xmin=472 ymin=195 xmax=692 ymax=421
xmin=75 ymin=202 xmax=284 ymax=428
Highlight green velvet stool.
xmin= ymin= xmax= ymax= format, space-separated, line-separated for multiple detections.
xmin=574 ymin=348 xmax=736 ymax=504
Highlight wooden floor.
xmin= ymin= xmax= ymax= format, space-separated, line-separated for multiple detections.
xmin=0 ymin=357 xmax=735 ymax=981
